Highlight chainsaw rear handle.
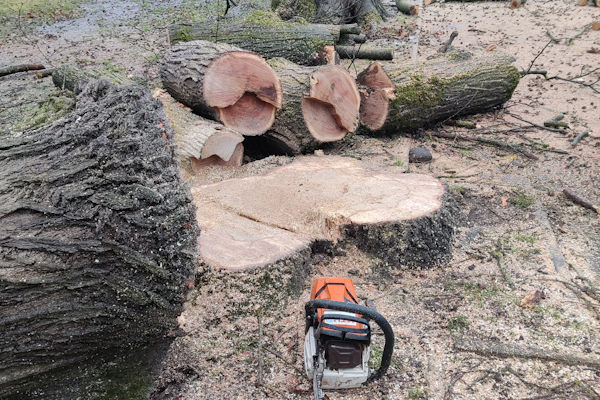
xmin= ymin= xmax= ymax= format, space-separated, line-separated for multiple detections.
xmin=305 ymin=299 xmax=395 ymax=383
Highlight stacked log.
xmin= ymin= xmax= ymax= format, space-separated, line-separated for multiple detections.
xmin=154 ymin=90 xmax=245 ymax=170
xmin=161 ymin=41 xmax=283 ymax=136
xmin=357 ymin=53 xmax=520 ymax=133
xmin=162 ymin=43 xmax=361 ymax=155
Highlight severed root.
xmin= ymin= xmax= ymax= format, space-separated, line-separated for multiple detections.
xmin=154 ymin=90 xmax=245 ymax=170
xmin=454 ymin=336 xmax=600 ymax=369
xmin=161 ymin=41 xmax=283 ymax=136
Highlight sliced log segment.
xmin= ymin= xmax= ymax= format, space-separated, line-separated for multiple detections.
xmin=0 ymin=81 xmax=198 ymax=397
xmin=262 ymin=58 xmax=360 ymax=154
xmin=161 ymin=41 xmax=282 ymax=136
xmin=357 ymin=61 xmax=396 ymax=130
xmin=192 ymin=156 xmax=459 ymax=271
xmin=154 ymin=90 xmax=244 ymax=170
xmin=358 ymin=53 xmax=520 ymax=133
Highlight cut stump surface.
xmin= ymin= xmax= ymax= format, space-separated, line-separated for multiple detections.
xmin=193 ymin=156 xmax=458 ymax=270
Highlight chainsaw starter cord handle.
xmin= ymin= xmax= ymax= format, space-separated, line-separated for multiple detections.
xmin=305 ymin=299 xmax=395 ymax=383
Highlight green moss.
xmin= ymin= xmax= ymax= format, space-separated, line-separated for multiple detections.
xmin=393 ymin=74 xmax=444 ymax=109
xmin=245 ymin=9 xmax=286 ymax=27
xmin=175 ymin=27 xmax=194 ymax=42
xmin=14 ymin=90 xmax=75 ymax=132
xmin=448 ymin=315 xmax=469 ymax=332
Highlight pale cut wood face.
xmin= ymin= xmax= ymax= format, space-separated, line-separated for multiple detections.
xmin=192 ymin=156 xmax=445 ymax=270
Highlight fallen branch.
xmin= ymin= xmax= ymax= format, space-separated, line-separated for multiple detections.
xmin=0 ymin=63 xmax=45 ymax=77
xmin=454 ymin=337 xmax=600 ymax=369
xmin=563 ymin=189 xmax=600 ymax=213
xmin=571 ymin=131 xmax=589 ymax=146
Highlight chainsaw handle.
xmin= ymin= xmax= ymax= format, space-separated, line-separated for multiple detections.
xmin=305 ymin=299 xmax=394 ymax=383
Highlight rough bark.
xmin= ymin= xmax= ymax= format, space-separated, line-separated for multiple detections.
xmin=192 ymin=156 xmax=460 ymax=271
xmin=314 ymin=0 xmax=390 ymax=25
xmin=0 ymin=81 xmax=199 ymax=398
xmin=261 ymin=58 xmax=360 ymax=155
xmin=338 ymin=33 xmax=367 ymax=45
xmin=161 ymin=41 xmax=282 ymax=136
xmin=335 ymin=45 xmax=394 ymax=60
xmin=154 ymin=90 xmax=244 ymax=170
xmin=168 ymin=21 xmax=338 ymax=65
xmin=358 ymin=52 xmax=520 ymax=133
xmin=51 ymin=65 xmax=132 ymax=93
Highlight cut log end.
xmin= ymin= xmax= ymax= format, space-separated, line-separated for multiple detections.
xmin=359 ymin=90 xmax=391 ymax=131
xmin=302 ymin=97 xmax=348 ymax=142
xmin=301 ymin=65 xmax=360 ymax=142
xmin=191 ymin=142 xmax=244 ymax=170
xmin=218 ymin=92 xmax=277 ymax=136
xmin=357 ymin=62 xmax=395 ymax=131
xmin=203 ymin=51 xmax=282 ymax=135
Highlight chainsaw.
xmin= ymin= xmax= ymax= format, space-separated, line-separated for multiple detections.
xmin=304 ymin=277 xmax=394 ymax=400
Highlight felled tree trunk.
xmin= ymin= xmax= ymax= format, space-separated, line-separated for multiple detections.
xmin=357 ymin=53 xmax=520 ymax=133
xmin=154 ymin=90 xmax=244 ymax=171
xmin=0 ymin=81 xmax=199 ymax=398
xmin=258 ymin=58 xmax=360 ymax=155
xmin=168 ymin=22 xmax=359 ymax=65
xmin=161 ymin=41 xmax=283 ymax=136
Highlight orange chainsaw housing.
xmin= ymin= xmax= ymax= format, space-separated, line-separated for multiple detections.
xmin=309 ymin=277 xmax=368 ymax=341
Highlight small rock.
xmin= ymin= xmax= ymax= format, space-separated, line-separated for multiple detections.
xmin=314 ymin=149 xmax=325 ymax=156
xmin=408 ymin=147 xmax=432 ymax=163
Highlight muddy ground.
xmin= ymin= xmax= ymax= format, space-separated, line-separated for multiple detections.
xmin=1 ymin=0 xmax=599 ymax=399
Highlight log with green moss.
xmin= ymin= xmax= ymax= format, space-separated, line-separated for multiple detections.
xmin=168 ymin=11 xmax=346 ymax=65
xmin=335 ymin=45 xmax=394 ymax=60
xmin=358 ymin=52 xmax=520 ymax=133
xmin=0 ymin=80 xmax=199 ymax=398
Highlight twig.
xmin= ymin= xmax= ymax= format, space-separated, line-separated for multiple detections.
xmin=431 ymin=131 xmax=540 ymax=160
xmin=572 ymin=131 xmax=589 ymax=146
xmin=505 ymin=112 xmax=564 ymax=133
xmin=454 ymin=337 xmax=600 ymax=369
xmin=494 ymin=238 xmax=515 ymax=289
xmin=563 ymin=189 xmax=600 ymax=213
xmin=262 ymin=346 xmax=305 ymax=375
xmin=257 ymin=311 xmax=264 ymax=386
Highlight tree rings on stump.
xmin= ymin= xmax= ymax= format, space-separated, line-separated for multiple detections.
xmin=192 ymin=156 xmax=460 ymax=271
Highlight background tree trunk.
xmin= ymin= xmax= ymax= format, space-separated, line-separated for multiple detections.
xmin=0 ymin=80 xmax=199 ymax=398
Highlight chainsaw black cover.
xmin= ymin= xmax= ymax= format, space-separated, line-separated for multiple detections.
xmin=305 ymin=299 xmax=395 ymax=382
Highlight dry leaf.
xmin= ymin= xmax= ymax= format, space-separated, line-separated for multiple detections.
xmin=587 ymin=48 xmax=600 ymax=54
xmin=520 ymin=289 xmax=545 ymax=307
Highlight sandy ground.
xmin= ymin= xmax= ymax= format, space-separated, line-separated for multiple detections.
xmin=1 ymin=0 xmax=599 ymax=399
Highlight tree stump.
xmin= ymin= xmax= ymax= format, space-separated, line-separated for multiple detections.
xmin=161 ymin=41 xmax=283 ymax=136
xmin=193 ymin=156 xmax=460 ymax=270
xmin=357 ymin=53 xmax=520 ymax=133
xmin=0 ymin=80 xmax=199 ymax=398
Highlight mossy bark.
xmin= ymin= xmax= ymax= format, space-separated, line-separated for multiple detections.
xmin=372 ymin=53 xmax=520 ymax=134
xmin=0 ymin=81 xmax=198 ymax=398
xmin=168 ymin=20 xmax=336 ymax=65
xmin=314 ymin=0 xmax=389 ymax=24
